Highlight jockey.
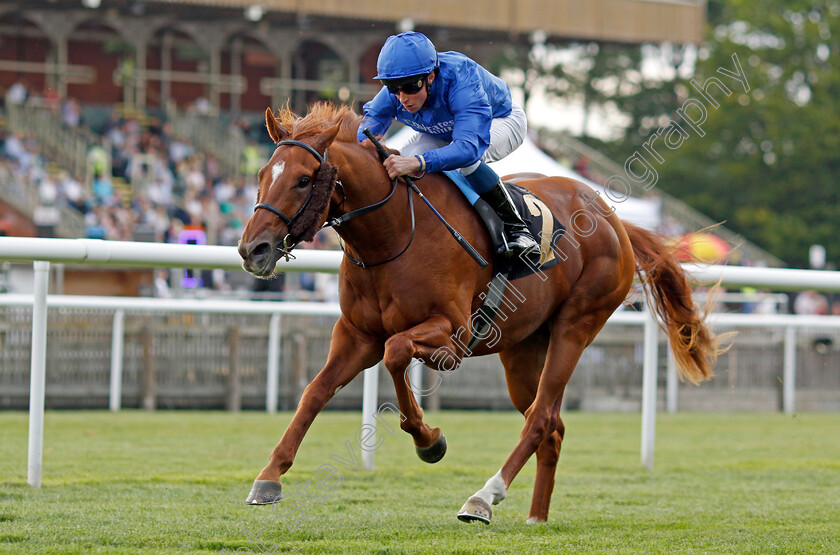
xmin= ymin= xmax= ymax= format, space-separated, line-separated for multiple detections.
xmin=357 ymin=31 xmax=539 ymax=260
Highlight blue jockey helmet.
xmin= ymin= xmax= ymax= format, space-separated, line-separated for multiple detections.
xmin=373 ymin=32 xmax=439 ymax=83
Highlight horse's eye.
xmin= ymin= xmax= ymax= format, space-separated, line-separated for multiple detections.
xmin=297 ymin=176 xmax=312 ymax=189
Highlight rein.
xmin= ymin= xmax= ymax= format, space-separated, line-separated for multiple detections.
xmin=326 ymin=178 xmax=415 ymax=269
xmin=254 ymin=138 xmax=416 ymax=268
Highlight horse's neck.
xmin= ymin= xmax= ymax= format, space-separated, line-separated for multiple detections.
xmin=330 ymin=146 xmax=413 ymax=262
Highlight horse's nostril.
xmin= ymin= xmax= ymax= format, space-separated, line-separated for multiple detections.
xmin=251 ymin=242 xmax=272 ymax=260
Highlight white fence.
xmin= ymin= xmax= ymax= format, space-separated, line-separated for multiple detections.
xmin=0 ymin=294 xmax=343 ymax=412
xmin=3 ymin=236 xmax=840 ymax=487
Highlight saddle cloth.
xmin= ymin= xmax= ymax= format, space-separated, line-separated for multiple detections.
xmin=443 ymin=170 xmax=565 ymax=280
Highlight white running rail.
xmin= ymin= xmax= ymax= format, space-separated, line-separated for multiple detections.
xmin=3 ymin=236 xmax=840 ymax=485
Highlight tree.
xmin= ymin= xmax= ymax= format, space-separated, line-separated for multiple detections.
xmin=495 ymin=2 xmax=840 ymax=268
xmin=491 ymin=39 xmax=645 ymax=140
xmin=656 ymin=0 xmax=840 ymax=268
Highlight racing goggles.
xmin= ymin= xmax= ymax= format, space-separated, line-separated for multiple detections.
xmin=383 ymin=75 xmax=427 ymax=95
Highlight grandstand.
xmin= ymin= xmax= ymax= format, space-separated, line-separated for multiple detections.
xmin=0 ymin=0 xmax=779 ymax=299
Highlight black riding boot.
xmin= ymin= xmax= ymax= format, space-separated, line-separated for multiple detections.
xmin=480 ymin=182 xmax=540 ymax=259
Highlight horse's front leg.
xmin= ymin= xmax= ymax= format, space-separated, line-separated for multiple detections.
xmin=382 ymin=314 xmax=461 ymax=464
xmin=246 ymin=316 xmax=383 ymax=504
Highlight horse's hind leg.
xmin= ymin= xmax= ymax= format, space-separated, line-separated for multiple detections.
xmin=458 ymin=304 xmax=615 ymax=524
xmin=381 ymin=314 xmax=460 ymax=462
xmin=500 ymin=332 xmax=566 ymax=523
xmin=246 ymin=316 xmax=382 ymax=504
xmin=458 ymin=331 xmax=563 ymax=524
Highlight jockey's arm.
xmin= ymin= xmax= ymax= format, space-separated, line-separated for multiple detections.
xmin=384 ymin=107 xmax=490 ymax=179
xmin=357 ymin=87 xmax=396 ymax=143
xmin=419 ymin=110 xmax=491 ymax=174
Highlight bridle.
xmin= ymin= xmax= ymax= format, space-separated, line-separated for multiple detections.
xmin=254 ymin=139 xmax=327 ymax=229
xmin=253 ymin=138 xmax=415 ymax=268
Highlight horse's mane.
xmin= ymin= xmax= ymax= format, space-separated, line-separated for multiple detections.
xmin=273 ymin=102 xmax=363 ymax=144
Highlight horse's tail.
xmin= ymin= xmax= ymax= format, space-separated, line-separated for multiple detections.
xmin=623 ymin=222 xmax=723 ymax=384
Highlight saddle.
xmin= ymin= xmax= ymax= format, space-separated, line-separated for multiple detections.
xmin=442 ymin=171 xmax=566 ymax=351
xmin=442 ymin=170 xmax=565 ymax=280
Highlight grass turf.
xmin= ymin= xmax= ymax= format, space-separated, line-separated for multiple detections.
xmin=0 ymin=410 xmax=838 ymax=554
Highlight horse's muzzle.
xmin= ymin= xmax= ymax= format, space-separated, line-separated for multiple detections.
xmin=238 ymin=237 xmax=279 ymax=277
xmin=238 ymin=233 xmax=299 ymax=277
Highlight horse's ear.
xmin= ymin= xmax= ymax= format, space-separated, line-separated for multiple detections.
xmin=265 ymin=107 xmax=287 ymax=143
xmin=312 ymin=122 xmax=342 ymax=155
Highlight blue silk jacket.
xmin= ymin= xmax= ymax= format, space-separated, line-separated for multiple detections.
xmin=357 ymin=51 xmax=513 ymax=174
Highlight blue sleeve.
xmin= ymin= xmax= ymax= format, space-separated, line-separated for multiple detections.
xmin=357 ymin=87 xmax=396 ymax=142
xmin=421 ymin=66 xmax=492 ymax=173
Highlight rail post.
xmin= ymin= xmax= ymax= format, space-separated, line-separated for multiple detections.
xmin=666 ymin=348 xmax=678 ymax=414
xmin=641 ymin=303 xmax=659 ymax=470
xmin=361 ymin=362 xmax=380 ymax=471
xmin=109 ymin=309 xmax=125 ymax=411
xmin=226 ymin=325 xmax=242 ymax=412
xmin=783 ymin=326 xmax=797 ymax=414
xmin=266 ymin=313 xmax=281 ymax=414
xmin=27 ymin=261 xmax=50 ymax=487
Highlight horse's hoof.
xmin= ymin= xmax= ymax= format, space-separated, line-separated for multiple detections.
xmin=457 ymin=496 xmax=492 ymax=524
xmin=416 ymin=434 xmax=447 ymax=464
xmin=245 ymin=480 xmax=283 ymax=505
xmin=525 ymin=516 xmax=546 ymax=524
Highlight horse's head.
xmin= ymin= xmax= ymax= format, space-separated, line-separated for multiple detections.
xmin=238 ymin=107 xmax=343 ymax=277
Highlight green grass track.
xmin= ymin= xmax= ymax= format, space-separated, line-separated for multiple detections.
xmin=1 ymin=411 xmax=838 ymax=554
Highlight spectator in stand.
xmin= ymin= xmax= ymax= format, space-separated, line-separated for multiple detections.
xmin=198 ymin=190 xmax=222 ymax=245
xmin=99 ymin=108 xmax=122 ymax=136
xmin=167 ymin=129 xmax=194 ymax=171
xmin=108 ymin=120 xmax=130 ymax=178
xmin=92 ymin=171 xmax=115 ymax=207
xmin=40 ymin=86 xmax=60 ymax=113
xmin=154 ymin=270 xmax=171 ymax=297
xmin=4 ymin=79 xmax=28 ymax=106
xmin=88 ymin=143 xmax=109 ymax=179
xmin=204 ymin=152 xmax=219 ymax=183
xmin=38 ymin=173 xmax=58 ymax=206
xmin=190 ymin=96 xmax=212 ymax=115
xmin=793 ymin=290 xmax=829 ymax=315
xmin=146 ymin=173 xmax=173 ymax=206
xmin=61 ymin=97 xmax=81 ymax=127
xmin=183 ymin=155 xmax=206 ymax=192
xmin=57 ymin=171 xmax=86 ymax=212
xmin=148 ymin=204 xmax=171 ymax=242
xmin=214 ymin=175 xmax=236 ymax=205
xmin=241 ymin=141 xmax=263 ymax=178
xmin=3 ymin=131 xmax=29 ymax=169
xmin=182 ymin=189 xmax=203 ymax=227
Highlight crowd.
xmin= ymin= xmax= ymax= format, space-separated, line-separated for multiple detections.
xmin=1 ymin=84 xmax=340 ymax=300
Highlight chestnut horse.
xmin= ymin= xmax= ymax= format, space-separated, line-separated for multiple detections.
xmin=238 ymin=102 xmax=721 ymax=524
